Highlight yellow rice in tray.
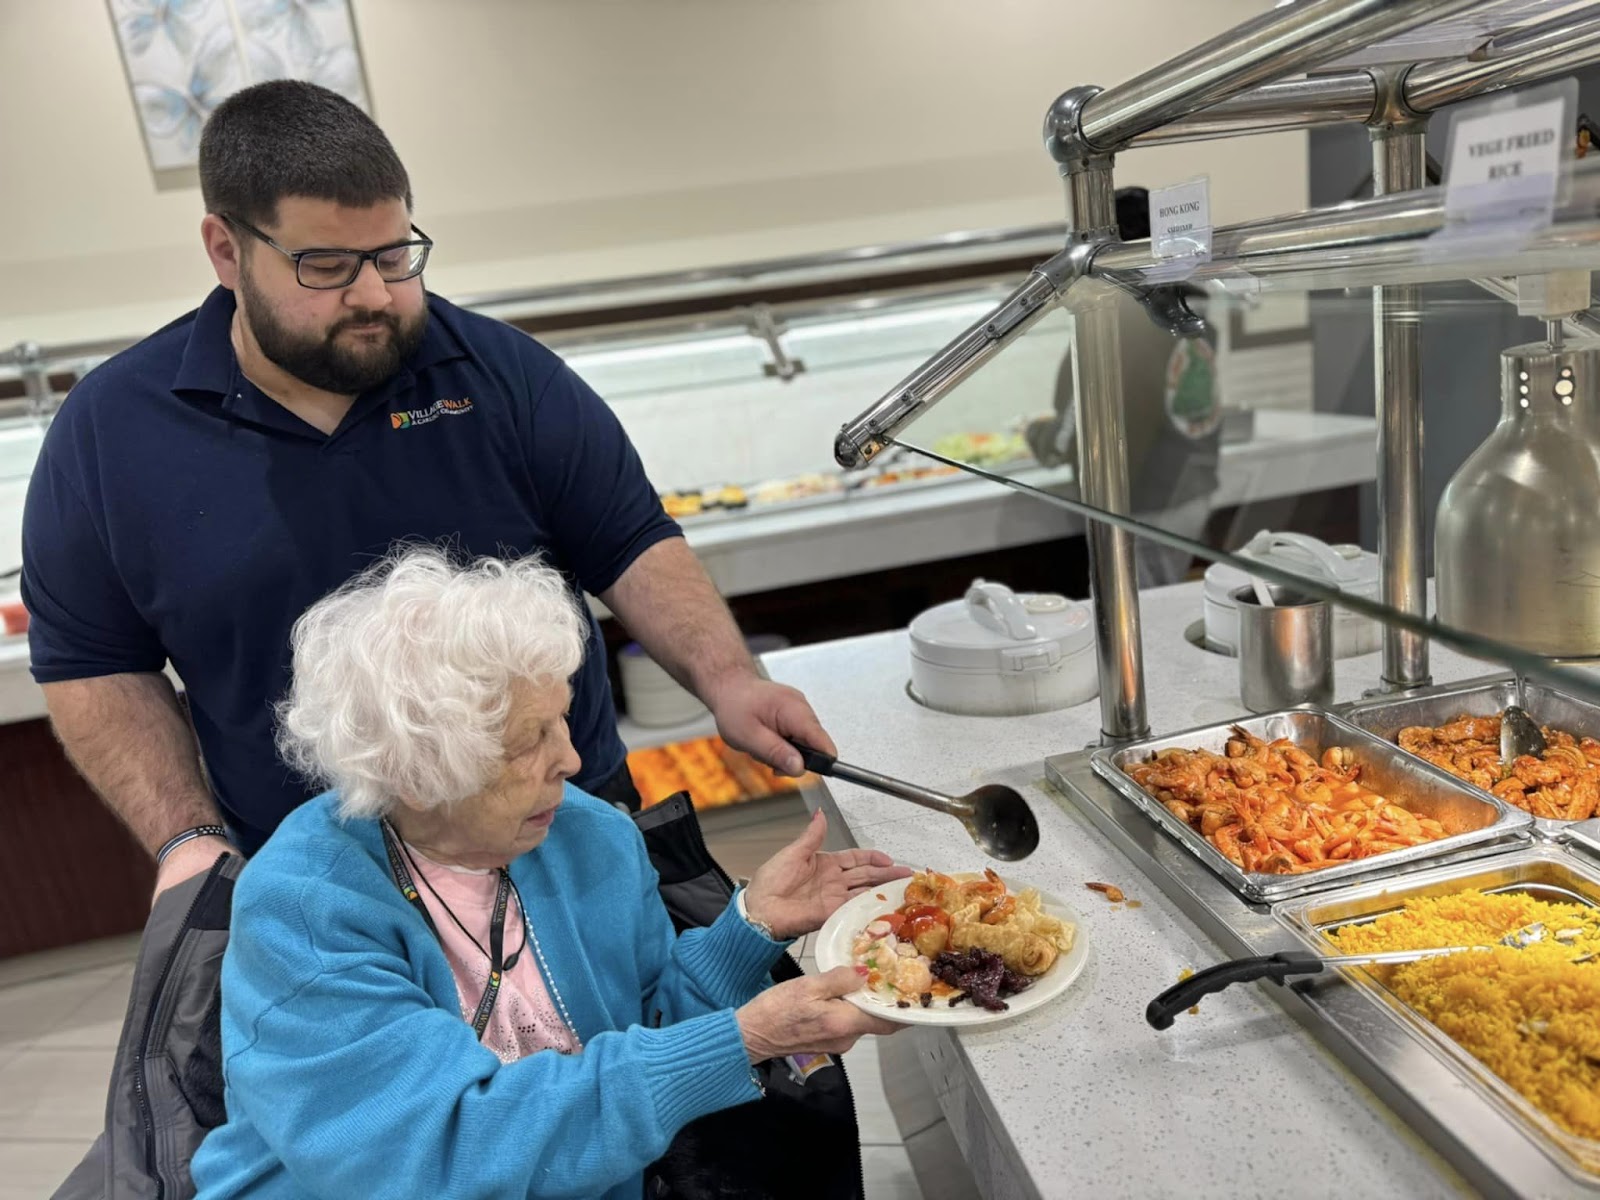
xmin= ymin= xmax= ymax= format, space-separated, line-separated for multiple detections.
xmin=1327 ymin=889 xmax=1600 ymax=1143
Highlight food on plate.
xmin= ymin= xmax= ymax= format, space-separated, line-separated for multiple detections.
xmin=1086 ymin=881 xmax=1125 ymax=903
xmin=1326 ymin=888 xmax=1600 ymax=1140
xmin=930 ymin=948 xmax=1032 ymax=1013
xmin=1123 ymin=725 xmax=1450 ymax=875
xmin=949 ymin=924 xmax=1060 ymax=977
xmin=851 ymin=869 xmax=1075 ymax=1011
xmin=1397 ymin=713 xmax=1600 ymax=821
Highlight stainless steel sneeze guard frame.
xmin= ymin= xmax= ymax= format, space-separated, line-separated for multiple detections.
xmin=1044 ymin=749 xmax=1597 ymax=1199
xmin=831 ymin=1 xmax=1600 ymax=748
xmin=1072 ymin=0 xmax=1483 ymax=151
xmin=1345 ymin=676 xmax=1600 ymax=838
xmin=835 ymin=2 xmax=1600 ymax=463
xmin=1274 ymin=846 xmax=1600 ymax=1186
xmin=1088 ymin=709 xmax=1532 ymax=903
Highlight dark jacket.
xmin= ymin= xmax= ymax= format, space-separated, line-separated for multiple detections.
xmin=54 ymin=853 xmax=241 ymax=1200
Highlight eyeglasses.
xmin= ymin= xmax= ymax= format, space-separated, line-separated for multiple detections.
xmin=223 ymin=214 xmax=433 ymax=290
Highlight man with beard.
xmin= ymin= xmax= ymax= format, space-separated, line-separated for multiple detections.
xmin=21 ymin=81 xmax=837 ymax=899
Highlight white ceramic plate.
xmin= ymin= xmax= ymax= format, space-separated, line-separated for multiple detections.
xmin=814 ymin=873 xmax=1089 ymax=1026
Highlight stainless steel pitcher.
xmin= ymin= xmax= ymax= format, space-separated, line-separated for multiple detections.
xmin=1436 ymin=340 xmax=1600 ymax=658
xmin=1234 ymin=585 xmax=1334 ymax=712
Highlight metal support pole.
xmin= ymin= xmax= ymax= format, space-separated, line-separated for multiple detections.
xmin=16 ymin=342 xmax=52 ymax=422
xmin=1060 ymin=160 xmax=1149 ymax=742
xmin=1370 ymin=82 xmax=1430 ymax=690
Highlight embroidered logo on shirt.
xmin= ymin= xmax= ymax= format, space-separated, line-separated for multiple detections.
xmin=391 ymin=397 xmax=475 ymax=429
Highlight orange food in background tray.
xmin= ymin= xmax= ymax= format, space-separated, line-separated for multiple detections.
xmin=627 ymin=736 xmax=812 ymax=811
xmin=1124 ymin=725 xmax=1449 ymax=875
xmin=1397 ymin=714 xmax=1600 ymax=822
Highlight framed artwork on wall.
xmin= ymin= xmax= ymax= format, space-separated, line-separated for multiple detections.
xmin=107 ymin=0 xmax=372 ymax=174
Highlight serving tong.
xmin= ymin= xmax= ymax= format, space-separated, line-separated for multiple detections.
xmin=1147 ymin=920 xmax=1595 ymax=1030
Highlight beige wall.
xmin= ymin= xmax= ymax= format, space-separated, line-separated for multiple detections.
xmin=0 ymin=0 xmax=1308 ymax=347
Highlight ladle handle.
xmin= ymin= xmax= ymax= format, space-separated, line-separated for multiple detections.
xmin=787 ymin=740 xmax=970 ymax=819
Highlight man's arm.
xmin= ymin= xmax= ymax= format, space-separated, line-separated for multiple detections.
xmin=599 ymin=538 xmax=835 ymax=775
xmin=42 ymin=673 xmax=232 ymax=898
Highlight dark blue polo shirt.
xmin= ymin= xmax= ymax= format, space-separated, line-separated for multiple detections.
xmin=23 ymin=287 xmax=679 ymax=853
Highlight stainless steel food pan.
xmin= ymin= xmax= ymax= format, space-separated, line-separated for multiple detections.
xmin=1345 ymin=676 xmax=1600 ymax=837
xmin=1090 ymin=709 xmax=1533 ymax=903
xmin=1274 ymin=845 xmax=1600 ymax=1185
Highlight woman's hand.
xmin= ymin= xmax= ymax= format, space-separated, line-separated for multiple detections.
xmin=743 ymin=810 xmax=911 ymax=940
xmin=736 ymin=967 xmax=901 ymax=1063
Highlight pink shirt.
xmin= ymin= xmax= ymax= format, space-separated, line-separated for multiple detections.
xmin=404 ymin=842 xmax=581 ymax=1065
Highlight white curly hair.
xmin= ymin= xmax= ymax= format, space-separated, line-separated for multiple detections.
xmin=275 ymin=544 xmax=587 ymax=820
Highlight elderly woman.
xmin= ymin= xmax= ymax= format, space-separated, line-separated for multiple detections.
xmin=189 ymin=547 xmax=905 ymax=1199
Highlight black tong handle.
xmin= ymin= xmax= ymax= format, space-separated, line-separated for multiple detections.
xmin=787 ymin=738 xmax=837 ymax=776
xmin=1146 ymin=951 xmax=1325 ymax=1030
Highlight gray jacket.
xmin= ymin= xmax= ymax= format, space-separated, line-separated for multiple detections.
xmin=52 ymin=853 xmax=241 ymax=1200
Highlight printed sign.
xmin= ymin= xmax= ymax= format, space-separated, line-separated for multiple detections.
xmin=1150 ymin=177 xmax=1213 ymax=263
xmin=1441 ymin=80 xmax=1575 ymax=236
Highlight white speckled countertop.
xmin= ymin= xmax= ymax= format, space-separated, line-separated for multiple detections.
xmin=761 ymin=581 xmax=1512 ymax=1200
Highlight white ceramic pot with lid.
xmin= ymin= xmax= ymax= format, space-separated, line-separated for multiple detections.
xmin=1203 ymin=531 xmax=1380 ymax=659
xmin=908 ymin=580 xmax=1098 ymax=716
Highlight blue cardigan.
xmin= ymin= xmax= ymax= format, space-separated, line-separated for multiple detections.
xmin=190 ymin=786 xmax=786 ymax=1199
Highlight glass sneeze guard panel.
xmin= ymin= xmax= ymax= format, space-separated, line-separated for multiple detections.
xmin=872 ymin=156 xmax=1600 ymax=716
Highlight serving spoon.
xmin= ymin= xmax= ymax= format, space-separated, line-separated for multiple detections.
xmin=1502 ymin=676 xmax=1547 ymax=760
xmin=1145 ymin=921 xmax=1593 ymax=1030
xmin=788 ymin=741 xmax=1040 ymax=861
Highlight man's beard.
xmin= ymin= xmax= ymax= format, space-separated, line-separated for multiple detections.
xmin=239 ymin=268 xmax=427 ymax=395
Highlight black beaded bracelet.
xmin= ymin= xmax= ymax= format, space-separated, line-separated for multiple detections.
xmin=156 ymin=824 xmax=230 ymax=866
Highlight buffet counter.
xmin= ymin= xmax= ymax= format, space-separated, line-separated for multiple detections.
xmin=674 ymin=409 xmax=1374 ymax=601
xmin=760 ymin=581 xmax=1583 ymax=1200
xmin=0 ymin=409 xmax=1374 ymax=724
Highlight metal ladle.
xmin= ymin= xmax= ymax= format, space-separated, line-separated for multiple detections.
xmin=788 ymin=741 xmax=1040 ymax=861
xmin=1502 ymin=676 xmax=1548 ymax=760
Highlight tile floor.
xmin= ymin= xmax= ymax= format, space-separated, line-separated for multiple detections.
xmin=0 ymin=795 xmax=977 ymax=1199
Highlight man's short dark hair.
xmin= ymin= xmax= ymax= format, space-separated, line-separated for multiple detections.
xmin=198 ymin=80 xmax=411 ymax=228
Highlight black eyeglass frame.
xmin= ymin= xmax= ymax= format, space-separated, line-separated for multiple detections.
xmin=223 ymin=213 xmax=433 ymax=290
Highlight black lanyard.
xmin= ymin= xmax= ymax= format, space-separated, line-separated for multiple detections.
xmin=381 ymin=821 xmax=511 ymax=1041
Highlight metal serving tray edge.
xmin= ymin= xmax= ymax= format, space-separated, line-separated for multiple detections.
xmin=1344 ymin=676 xmax=1600 ymax=839
xmin=1272 ymin=844 xmax=1600 ymax=1185
xmin=1563 ymin=818 xmax=1600 ymax=863
xmin=1088 ymin=708 xmax=1534 ymax=904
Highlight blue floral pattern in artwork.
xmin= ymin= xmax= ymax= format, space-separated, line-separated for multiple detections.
xmin=110 ymin=0 xmax=369 ymax=171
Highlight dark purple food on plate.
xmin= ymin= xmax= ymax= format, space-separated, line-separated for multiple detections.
xmin=930 ymin=948 xmax=1033 ymax=1013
